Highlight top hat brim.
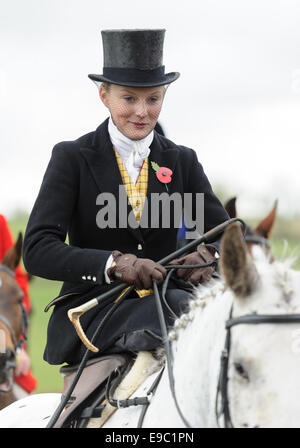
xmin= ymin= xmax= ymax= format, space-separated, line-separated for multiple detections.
xmin=88 ymin=71 xmax=180 ymax=88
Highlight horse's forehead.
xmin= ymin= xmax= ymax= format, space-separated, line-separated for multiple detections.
xmin=233 ymin=258 xmax=299 ymax=314
xmin=230 ymin=324 xmax=300 ymax=384
xmin=230 ymin=265 xmax=300 ymax=354
xmin=0 ymin=272 xmax=23 ymax=302
xmin=233 ymin=322 xmax=296 ymax=345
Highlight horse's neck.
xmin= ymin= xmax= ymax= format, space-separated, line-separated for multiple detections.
xmin=171 ymin=282 xmax=232 ymax=427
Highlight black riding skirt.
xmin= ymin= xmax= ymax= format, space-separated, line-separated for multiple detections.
xmin=72 ymin=286 xmax=192 ymax=365
xmin=44 ymin=276 xmax=194 ymax=366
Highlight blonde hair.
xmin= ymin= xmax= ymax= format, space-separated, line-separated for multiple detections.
xmin=101 ymin=82 xmax=111 ymax=92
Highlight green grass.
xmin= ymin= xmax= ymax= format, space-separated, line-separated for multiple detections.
xmin=7 ymin=213 xmax=28 ymax=244
xmin=271 ymin=238 xmax=300 ymax=270
xmin=27 ymin=278 xmax=63 ymax=393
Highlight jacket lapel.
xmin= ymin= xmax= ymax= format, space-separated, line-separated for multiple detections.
xmin=80 ymin=120 xmax=144 ymax=242
xmin=80 ymin=119 xmax=123 ymax=202
xmin=141 ymin=132 xmax=180 ymax=237
xmin=80 ymin=121 xmax=180 ymax=243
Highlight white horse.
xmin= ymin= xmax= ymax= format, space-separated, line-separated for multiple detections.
xmin=0 ymin=222 xmax=300 ymax=428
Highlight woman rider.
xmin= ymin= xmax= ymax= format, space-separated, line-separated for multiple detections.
xmin=23 ymin=29 xmax=229 ymax=366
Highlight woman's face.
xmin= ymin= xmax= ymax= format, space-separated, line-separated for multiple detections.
xmin=99 ymin=84 xmax=166 ymax=140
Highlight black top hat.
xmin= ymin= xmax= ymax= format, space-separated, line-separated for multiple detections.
xmin=88 ymin=29 xmax=180 ymax=87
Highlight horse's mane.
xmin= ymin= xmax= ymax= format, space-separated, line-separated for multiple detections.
xmin=168 ymin=279 xmax=227 ymax=342
xmin=168 ymin=246 xmax=300 ymax=342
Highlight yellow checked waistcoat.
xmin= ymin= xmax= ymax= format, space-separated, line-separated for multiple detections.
xmin=113 ymin=148 xmax=148 ymax=222
xmin=113 ymin=148 xmax=152 ymax=298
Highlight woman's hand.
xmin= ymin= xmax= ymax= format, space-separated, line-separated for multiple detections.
xmin=169 ymin=245 xmax=217 ymax=285
xmin=107 ymin=251 xmax=167 ymax=289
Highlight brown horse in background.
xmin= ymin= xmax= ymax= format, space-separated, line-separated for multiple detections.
xmin=0 ymin=233 xmax=26 ymax=410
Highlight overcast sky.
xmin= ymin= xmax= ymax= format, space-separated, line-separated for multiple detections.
xmin=0 ymin=0 xmax=299 ymax=220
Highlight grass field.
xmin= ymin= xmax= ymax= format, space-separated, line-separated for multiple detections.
xmin=5 ymin=212 xmax=300 ymax=394
xmin=27 ymin=278 xmax=63 ymax=393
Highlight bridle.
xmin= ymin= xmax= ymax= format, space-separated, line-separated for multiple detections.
xmin=0 ymin=264 xmax=28 ymax=355
xmin=215 ymin=232 xmax=298 ymax=428
xmin=215 ymin=308 xmax=300 ymax=428
xmin=0 ymin=264 xmax=29 ymax=393
xmin=244 ymin=234 xmax=271 ymax=249
xmin=0 ymin=265 xmax=16 ymax=279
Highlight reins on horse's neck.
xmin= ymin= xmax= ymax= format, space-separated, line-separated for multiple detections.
xmin=107 ymin=260 xmax=217 ymax=428
xmin=152 ymin=280 xmax=192 ymax=428
xmin=215 ymin=305 xmax=233 ymax=428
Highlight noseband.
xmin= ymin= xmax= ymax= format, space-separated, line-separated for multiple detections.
xmin=216 ymin=308 xmax=300 ymax=428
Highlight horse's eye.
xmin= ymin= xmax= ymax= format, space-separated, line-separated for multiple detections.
xmin=234 ymin=362 xmax=249 ymax=380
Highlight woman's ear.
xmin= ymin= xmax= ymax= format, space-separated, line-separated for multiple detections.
xmin=99 ymin=85 xmax=109 ymax=108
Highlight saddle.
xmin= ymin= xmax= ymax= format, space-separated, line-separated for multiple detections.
xmin=86 ymin=350 xmax=163 ymax=428
xmin=53 ymin=353 xmax=132 ymax=428
xmin=53 ymin=350 xmax=163 ymax=428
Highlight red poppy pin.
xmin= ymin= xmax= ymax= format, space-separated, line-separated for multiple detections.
xmin=151 ymin=162 xmax=172 ymax=192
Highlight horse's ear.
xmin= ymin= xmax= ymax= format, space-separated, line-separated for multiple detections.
xmin=254 ymin=200 xmax=278 ymax=239
xmin=224 ymin=197 xmax=237 ymax=219
xmin=1 ymin=232 xmax=23 ymax=271
xmin=220 ymin=222 xmax=259 ymax=298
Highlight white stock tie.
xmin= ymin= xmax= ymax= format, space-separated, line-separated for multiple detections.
xmin=108 ymin=117 xmax=153 ymax=185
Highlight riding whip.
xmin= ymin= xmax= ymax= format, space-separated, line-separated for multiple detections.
xmin=68 ymin=218 xmax=246 ymax=352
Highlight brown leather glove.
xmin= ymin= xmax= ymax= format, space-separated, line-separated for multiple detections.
xmin=107 ymin=251 xmax=167 ymax=290
xmin=168 ymin=245 xmax=217 ymax=285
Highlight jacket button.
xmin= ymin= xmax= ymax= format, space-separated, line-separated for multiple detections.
xmin=92 ymin=276 xmax=97 ymax=282
xmin=82 ymin=275 xmax=86 ymax=280
xmin=137 ymin=244 xmax=142 ymax=250
xmin=87 ymin=275 xmax=91 ymax=280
